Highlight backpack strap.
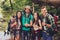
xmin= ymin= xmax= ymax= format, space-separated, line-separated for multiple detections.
xmin=46 ymin=14 xmax=56 ymax=30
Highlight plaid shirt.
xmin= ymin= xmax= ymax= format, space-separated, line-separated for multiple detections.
xmin=47 ymin=14 xmax=55 ymax=28
xmin=42 ymin=14 xmax=56 ymax=33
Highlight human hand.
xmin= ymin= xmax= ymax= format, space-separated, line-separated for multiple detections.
xmin=25 ymin=24 xmax=29 ymax=27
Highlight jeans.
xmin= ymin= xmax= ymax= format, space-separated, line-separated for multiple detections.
xmin=32 ymin=30 xmax=41 ymax=40
xmin=42 ymin=31 xmax=53 ymax=40
xmin=21 ymin=30 xmax=31 ymax=40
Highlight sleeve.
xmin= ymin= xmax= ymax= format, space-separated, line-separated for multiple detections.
xmin=30 ymin=15 xmax=33 ymax=21
xmin=48 ymin=15 xmax=56 ymax=29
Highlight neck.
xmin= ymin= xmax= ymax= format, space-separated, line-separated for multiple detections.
xmin=44 ymin=13 xmax=48 ymax=17
xmin=35 ymin=18 xmax=37 ymax=21
xmin=26 ymin=12 xmax=29 ymax=14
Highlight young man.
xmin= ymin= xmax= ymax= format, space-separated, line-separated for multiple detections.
xmin=21 ymin=6 xmax=33 ymax=40
xmin=41 ymin=6 xmax=55 ymax=40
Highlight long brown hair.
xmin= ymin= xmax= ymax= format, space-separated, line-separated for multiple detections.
xmin=33 ymin=12 xmax=40 ymax=25
xmin=16 ymin=11 xmax=22 ymax=24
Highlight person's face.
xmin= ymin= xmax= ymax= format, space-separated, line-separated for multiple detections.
xmin=34 ymin=13 xmax=38 ymax=19
xmin=41 ymin=8 xmax=47 ymax=16
xmin=17 ymin=12 xmax=21 ymax=19
xmin=25 ymin=8 xmax=30 ymax=14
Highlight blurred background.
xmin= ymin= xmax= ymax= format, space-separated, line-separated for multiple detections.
xmin=0 ymin=0 xmax=60 ymax=40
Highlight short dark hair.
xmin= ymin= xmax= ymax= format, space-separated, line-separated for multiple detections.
xmin=41 ymin=6 xmax=46 ymax=9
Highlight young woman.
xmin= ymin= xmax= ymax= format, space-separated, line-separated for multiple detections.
xmin=10 ymin=11 xmax=22 ymax=40
xmin=8 ymin=16 xmax=17 ymax=40
xmin=15 ymin=11 xmax=22 ymax=40
xmin=7 ymin=16 xmax=15 ymax=40
xmin=32 ymin=12 xmax=42 ymax=40
xmin=7 ymin=16 xmax=15 ymax=33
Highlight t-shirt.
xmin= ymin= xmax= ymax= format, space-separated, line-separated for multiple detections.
xmin=21 ymin=11 xmax=33 ymax=31
xmin=43 ymin=18 xmax=47 ymax=30
xmin=17 ymin=19 xmax=21 ymax=29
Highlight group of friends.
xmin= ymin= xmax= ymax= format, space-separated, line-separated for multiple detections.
xmin=7 ymin=6 xmax=57 ymax=40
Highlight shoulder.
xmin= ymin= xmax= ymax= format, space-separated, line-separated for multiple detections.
xmin=22 ymin=11 xmax=25 ymax=15
xmin=30 ymin=14 xmax=33 ymax=18
xmin=48 ymin=14 xmax=54 ymax=20
xmin=38 ymin=19 xmax=41 ymax=23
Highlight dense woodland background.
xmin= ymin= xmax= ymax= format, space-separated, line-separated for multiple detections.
xmin=0 ymin=0 xmax=60 ymax=40
xmin=0 ymin=0 xmax=60 ymax=32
